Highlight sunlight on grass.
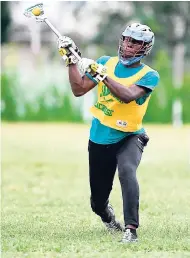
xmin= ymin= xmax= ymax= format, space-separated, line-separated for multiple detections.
xmin=2 ymin=123 xmax=190 ymax=257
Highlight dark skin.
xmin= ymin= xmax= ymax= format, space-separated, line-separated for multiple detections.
xmin=68 ymin=37 xmax=147 ymax=102
xmin=69 ymin=60 xmax=143 ymax=231
xmin=68 ymin=38 xmax=147 ymax=230
xmin=68 ymin=60 xmax=146 ymax=103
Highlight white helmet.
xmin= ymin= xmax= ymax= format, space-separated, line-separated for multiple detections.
xmin=118 ymin=23 xmax=155 ymax=66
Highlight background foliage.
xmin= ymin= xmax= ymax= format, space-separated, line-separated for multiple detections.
xmin=1 ymin=50 xmax=189 ymax=123
xmin=1 ymin=1 xmax=190 ymax=123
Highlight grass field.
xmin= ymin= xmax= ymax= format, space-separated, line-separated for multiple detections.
xmin=1 ymin=123 xmax=190 ymax=258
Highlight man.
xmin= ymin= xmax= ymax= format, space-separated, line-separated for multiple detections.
xmin=57 ymin=23 xmax=159 ymax=243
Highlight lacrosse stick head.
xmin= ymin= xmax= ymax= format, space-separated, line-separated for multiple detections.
xmin=24 ymin=3 xmax=46 ymax=22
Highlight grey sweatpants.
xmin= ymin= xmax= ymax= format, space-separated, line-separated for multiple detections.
xmin=88 ymin=133 xmax=149 ymax=228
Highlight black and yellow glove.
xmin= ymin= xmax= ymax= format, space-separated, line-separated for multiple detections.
xmin=57 ymin=36 xmax=81 ymax=66
xmin=86 ymin=62 xmax=107 ymax=83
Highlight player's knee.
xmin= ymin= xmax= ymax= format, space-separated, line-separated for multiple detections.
xmin=118 ymin=162 xmax=136 ymax=183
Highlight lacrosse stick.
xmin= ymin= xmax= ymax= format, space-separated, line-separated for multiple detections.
xmin=24 ymin=3 xmax=81 ymax=61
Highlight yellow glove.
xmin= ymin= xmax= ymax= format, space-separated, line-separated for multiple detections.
xmin=57 ymin=36 xmax=81 ymax=66
xmin=86 ymin=62 xmax=107 ymax=83
xmin=58 ymin=47 xmax=79 ymax=66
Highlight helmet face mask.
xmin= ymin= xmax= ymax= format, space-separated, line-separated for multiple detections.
xmin=119 ymin=36 xmax=149 ymax=58
xmin=118 ymin=23 xmax=155 ymax=66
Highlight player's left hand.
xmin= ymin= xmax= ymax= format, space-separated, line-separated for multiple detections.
xmin=57 ymin=36 xmax=81 ymax=66
xmin=58 ymin=36 xmax=76 ymax=49
xmin=87 ymin=62 xmax=108 ymax=83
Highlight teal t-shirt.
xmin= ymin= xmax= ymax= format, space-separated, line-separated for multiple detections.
xmin=89 ymin=56 xmax=160 ymax=144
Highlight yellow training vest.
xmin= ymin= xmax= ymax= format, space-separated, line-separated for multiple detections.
xmin=90 ymin=57 xmax=153 ymax=132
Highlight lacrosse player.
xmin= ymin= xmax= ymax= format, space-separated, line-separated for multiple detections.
xmin=57 ymin=23 xmax=159 ymax=243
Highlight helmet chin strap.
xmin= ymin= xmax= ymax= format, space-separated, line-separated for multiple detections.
xmin=119 ymin=54 xmax=144 ymax=66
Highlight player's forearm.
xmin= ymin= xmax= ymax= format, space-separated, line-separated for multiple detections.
xmin=68 ymin=64 xmax=97 ymax=97
xmin=68 ymin=64 xmax=85 ymax=96
xmin=103 ymin=77 xmax=133 ymax=103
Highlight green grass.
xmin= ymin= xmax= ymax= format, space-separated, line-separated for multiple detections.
xmin=1 ymin=123 xmax=190 ymax=258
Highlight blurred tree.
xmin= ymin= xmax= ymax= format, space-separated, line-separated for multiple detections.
xmin=91 ymin=2 xmax=190 ymax=61
xmin=91 ymin=1 xmax=190 ymax=124
xmin=133 ymin=1 xmax=190 ymax=125
xmin=133 ymin=2 xmax=190 ymax=58
xmin=1 ymin=73 xmax=18 ymax=121
xmin=91 ymin=2 xmax=132 ymax=56
xmin=69 ymin=1 xmax=87 ymax=17
xmin=1 ymin=1 xmax=11 ymax=44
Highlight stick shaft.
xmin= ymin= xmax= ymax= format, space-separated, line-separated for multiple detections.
xmin=44 ymin=18 xmax=81 ymax=61
xmin=44 ymin=19 xmax=62 ymax=38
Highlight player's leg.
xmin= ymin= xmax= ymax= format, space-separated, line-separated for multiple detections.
xmin=88 ymin=140 xmax=123 ymax=231
xmin=117 ymin=133 xmax=149 ymax=242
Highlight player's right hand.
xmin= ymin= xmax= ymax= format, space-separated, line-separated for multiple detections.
xmin=76 ymin=58 xmax=95 ymax=76
xmin=87 ymin=62 xmax=108 ymax=83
